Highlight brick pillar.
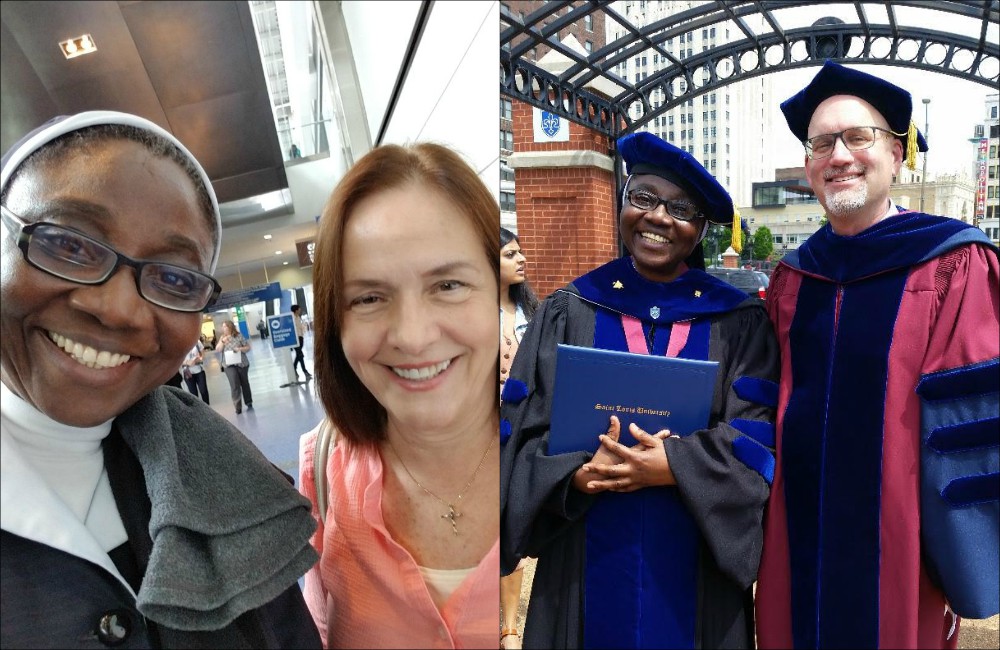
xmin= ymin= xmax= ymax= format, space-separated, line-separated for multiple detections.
xmin=509 ymin=99 xmax=618 ymax=299
xmin=721 ymin=247 xmax=740 ymax=269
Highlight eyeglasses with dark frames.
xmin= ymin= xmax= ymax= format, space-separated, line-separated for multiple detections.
xmin=626 ymin=189 xmax=704 ymax=222
xmin=1 ymin=205 xmax=221 ymax=312
xmin=804 ymin=126 xmax=898 ymax=160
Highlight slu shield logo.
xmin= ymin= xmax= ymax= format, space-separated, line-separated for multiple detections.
xmin=649 ymin=306 xmax=661 ymax=319
xmin=541 ymin=111 xmax=561 ymax=138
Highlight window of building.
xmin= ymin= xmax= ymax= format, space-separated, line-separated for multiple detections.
xmin=642 ymin=56 xmax=647 ymax=65
xmin=668 ymin=130 xmax=675 ymax=140
xmin=703 ymin=95 xmax=709 ymax=105
xmin=703 ymin=111 xmax=708 ymax=120
xmin=500 ymin=191 xmax=516 ymax=212
xmin=710 ymin=143 xmax=716 ymax=153
xmin=681 ymin=114 xmax=686 ymax=124
xmin=774 ymin=234 xmax=784 ymax=244
xmin=710 ymin=94 xmax=716 ymax=104
xmin=687 ymin=32 xmax=693 ymax=42
xmin=711 ymin=159 xmax=717 ymax=170
xmin=991 ymin=105 xmax=998 ymax=119
xmin=703 ymin=127 xmax=709 ymax=137
xmin=686 ymin=48 xmax=693 ymax=57
xmin=501 ymin=163 xmax=514 ymax=182
xmin=703 ymin=144 xmax=709 ymax=153
xmin=585 ymin=40 xmax=593 ymax=53
xmin=669 ymin=115 xmax=674 ymax=125
xmin=653 ymin=53 xmax=658 ymax=63
xmin=688 ymin=128 xmax=694 ymax=138
xmin=711 ymin=126 xmax=717 ymax=137
xmin=501 ymin=129 xmax=513 ymax=150
xmin=584 ymin=14 xmax=593 ymax=31
xmin=635 ymin=73 xmax=641 ymax=82
xmin=501 ymin=98 xmax=512 ymax=120
xmin=681 ymin=131 xmax=687 ymax=141
xmin=990 ymin=145 xmax=997 ymax=159
xmin=710 ymin=27 xmax=716 ymax=38
xmin=989 ymin=165 xmax=998 ymax=180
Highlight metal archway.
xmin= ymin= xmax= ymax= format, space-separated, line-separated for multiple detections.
xmin=501 ymin=0 xmax=1000 ymax=138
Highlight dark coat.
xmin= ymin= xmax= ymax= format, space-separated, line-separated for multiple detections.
xmin=1 ymin=407 xmax=320 ymax=649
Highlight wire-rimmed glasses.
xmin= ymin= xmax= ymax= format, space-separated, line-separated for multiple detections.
xmin=804 ymin=126 xmax=895 ymax=160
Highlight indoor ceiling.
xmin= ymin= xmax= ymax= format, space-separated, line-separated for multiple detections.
xmin=0 ymin=0 xmax=313 ymax=286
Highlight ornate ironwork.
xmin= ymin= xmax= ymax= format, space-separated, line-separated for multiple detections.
xmin=501 ymin=0 xmax=999 ymax=137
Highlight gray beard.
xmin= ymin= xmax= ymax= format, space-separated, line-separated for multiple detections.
xmin=824 ymin=182 xmax=868 ymax=218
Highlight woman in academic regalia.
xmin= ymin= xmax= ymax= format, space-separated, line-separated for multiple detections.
xmin=500 ymin=132 xmax=780 ymax=649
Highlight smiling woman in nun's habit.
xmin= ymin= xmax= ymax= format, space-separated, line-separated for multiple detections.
xmin=0 ymin=111 xmax=320 ymax=648
xmin=499 ymin=131 xmax=780 ymax=649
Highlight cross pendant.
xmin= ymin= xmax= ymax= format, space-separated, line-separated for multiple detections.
xmin=441 ymin=504 xmax=462 ymax=535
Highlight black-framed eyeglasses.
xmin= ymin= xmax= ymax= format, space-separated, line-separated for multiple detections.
xmin=1 ymin=205 xmax=221 ymax=312
xmin=804 ymin=126 xmax=895 ymax=160
xmin=626 ymin=189 xmax=703 ymax=222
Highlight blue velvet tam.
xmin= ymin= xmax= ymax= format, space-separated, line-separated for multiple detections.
xmin=618 ymin=131 xmax=738 ymax=227
xmin=780 ymin=60 xmax=928 ymax=168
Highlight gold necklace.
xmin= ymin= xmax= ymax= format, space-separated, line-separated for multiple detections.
xmin=387 ymin=435 xmax=496 ymax=535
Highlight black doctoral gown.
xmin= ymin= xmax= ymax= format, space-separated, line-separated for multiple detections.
xmin=500 ymin=257 xmax=780 ymax=649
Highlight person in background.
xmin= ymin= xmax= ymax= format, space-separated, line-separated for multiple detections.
xmin=257 ymin=317 xmax=269 ymax=339
xmin=216 ymin=319 xmax=253 ymax=414
xmin=501 ymin=132 xmax=779 ymax=649
xmin=290 ymin=304 xmax=312 ymax=380
xmin=298 ymin=142 xmax=499 ymax=648
xmin=498 ymin=226 xmax=539 ymax=649
xmin=181 ymin=339 xmax=209 ymax=404
xmin=0 ymin=110 xmax=319 ymax=648
xmin=755 ymin=60 xmax=999 ymax=649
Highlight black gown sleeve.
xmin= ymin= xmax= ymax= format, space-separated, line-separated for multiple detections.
xmin=664 ymin=302 xmax=779 ymax=588
xmin=500 ymin=290 xmax=599 ymax=576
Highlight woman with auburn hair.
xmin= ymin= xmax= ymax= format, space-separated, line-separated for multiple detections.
xmin=299 ymin=142 xmax=499 ymax=648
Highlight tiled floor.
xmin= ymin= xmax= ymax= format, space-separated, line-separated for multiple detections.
xmin=193 ymin=332 xmax=325 ymax=486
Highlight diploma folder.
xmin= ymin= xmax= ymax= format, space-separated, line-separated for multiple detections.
xmin=547 ymin=344 xmax=719 ymax=455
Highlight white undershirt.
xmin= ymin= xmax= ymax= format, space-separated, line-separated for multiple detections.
xmin=0 ymin=383 xmax=127 ymax=551
xmin=417 ymin=564 xmax=476 ymax=609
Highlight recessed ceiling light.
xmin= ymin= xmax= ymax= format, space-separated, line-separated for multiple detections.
xmin=274 ymin=250 xmax=282 ymax=255
xmin=283 ymin=261 xmax=289 ymax=266
xmin=60 ymin=34 xmax=97 ymax=59
xmin=263 ymin=234 xmax=272 ymax=240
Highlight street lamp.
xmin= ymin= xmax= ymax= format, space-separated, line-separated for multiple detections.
xmin=919 ymin=98 xmax=930 ymax=213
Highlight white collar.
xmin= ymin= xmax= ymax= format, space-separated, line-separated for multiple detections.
xmin=0 ymin=383 xmax=134 ymax=598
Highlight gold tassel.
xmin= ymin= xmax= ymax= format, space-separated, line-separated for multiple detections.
xmin=905 ymin=121 xmax=917 ymax=171
xmin=731 ymin=206 xmax=742 ymax=254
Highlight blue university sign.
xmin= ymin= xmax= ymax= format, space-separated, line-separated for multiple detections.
xmin=532 ymin=108 xmax=570 ymax=142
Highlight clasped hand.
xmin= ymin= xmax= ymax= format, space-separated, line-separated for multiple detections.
xmin=571 ymin=415 xmax=678 ymax=494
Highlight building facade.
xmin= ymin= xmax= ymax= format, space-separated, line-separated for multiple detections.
xmin=608 ymin=0 xmax=774 ymax=207
xmin=971 ymin=93 xmax=999 ymax=243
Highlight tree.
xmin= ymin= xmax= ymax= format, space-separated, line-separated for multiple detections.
xmin=752 ymin=225 xmax=774 ymax=262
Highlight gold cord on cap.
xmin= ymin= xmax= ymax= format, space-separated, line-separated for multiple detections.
xmin=731 ymin=206 xmax=743 ymax=253
xmin=905 ymin=121 xmax=918 ymax=171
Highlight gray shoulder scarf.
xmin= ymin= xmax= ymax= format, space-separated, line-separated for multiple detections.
xmin=114 ymin=387 xmax=318 ymax=631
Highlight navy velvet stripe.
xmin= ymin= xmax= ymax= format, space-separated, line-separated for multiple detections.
xmin=582 ymin=310 xmax=700 ymax=648
xmin=942 ymin=473 xmax=1000 ymax=507
xmin=732 ymin=376 xmax=779 ymax=409
xmin=927 ymin=418 xmax=1000 ymax=454
xmin=729 ymin=418 xmax=775 ymax=448
xmin=678 ymin=319 xmax=711 ymax=360
xmin=818 ymin=269 xmax=909 ymax=648
xmin=917 ymin=358 xmax=1000 ymax=401
xmin=782 ymin=278 xmax=838 ymax=649
xmin=501 ymin=379 xmax=528 ymax=404
xmin=597 ymin=308 xmax=630 ymax=352
xmin=732 ymin=435 xmax=775 ymax=484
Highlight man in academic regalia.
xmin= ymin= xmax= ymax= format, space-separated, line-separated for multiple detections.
xmin=500 ymin=132 xmax=780 ymax=649
xmin=755 ymin=60 xmax=1000 ymax=649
